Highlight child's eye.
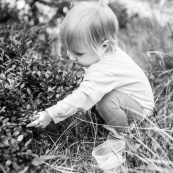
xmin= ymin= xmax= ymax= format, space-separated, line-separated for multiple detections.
xmin=72 ymin=50 xmax=84 ymax=56
xmin=75 ymin=52 xmax=83 ymax=56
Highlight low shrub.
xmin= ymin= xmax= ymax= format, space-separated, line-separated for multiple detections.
xmin=0 ymin=23 xmax=84 ymax=173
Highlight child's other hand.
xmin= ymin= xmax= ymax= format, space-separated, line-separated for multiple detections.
xmin=26 ymin=111 xmax=52 ymax=128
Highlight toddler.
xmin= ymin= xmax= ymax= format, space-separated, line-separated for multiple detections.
xmin=27 ymin=1 xmax=155 ymax=172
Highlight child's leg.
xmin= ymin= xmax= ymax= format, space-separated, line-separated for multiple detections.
xmin=95 ymin=90 xmax=144 ymax=172
xmin=97 ymin=90 xmax=144 ymax=134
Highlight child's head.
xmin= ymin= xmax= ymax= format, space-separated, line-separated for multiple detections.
xmin=60 ymin=1 xmax=119 ymax=66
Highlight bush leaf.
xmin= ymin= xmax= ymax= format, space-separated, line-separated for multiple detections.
xmin=31 ymin=158 xmax=45 ymax=166
xmin=17 ymin=134 xmax=24 ymax=142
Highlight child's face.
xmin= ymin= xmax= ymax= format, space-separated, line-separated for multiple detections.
xmin=67 ymin=44 xmax=100 ymax=67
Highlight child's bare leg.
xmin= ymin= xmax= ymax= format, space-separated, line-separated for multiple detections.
xmin=97 ymin=90 xmax=144 ymax=134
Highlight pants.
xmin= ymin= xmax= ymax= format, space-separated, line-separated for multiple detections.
xmin=97 ymin=90 xmax=144 ymax=133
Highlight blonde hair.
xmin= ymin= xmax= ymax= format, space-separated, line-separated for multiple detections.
xmin=60 ymin=1 xmax=119 ymax=55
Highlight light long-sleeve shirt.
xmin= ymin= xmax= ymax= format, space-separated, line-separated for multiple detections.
xmin=46 ymin=47 xmax=155 ymax=124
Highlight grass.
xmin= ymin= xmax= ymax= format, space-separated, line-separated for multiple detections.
xmin=30 ymin=3 xmax=173 ymax=173
xmin=118 ymin=16 xmax=173 ymax=70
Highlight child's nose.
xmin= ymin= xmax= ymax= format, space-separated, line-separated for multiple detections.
xmin=67 ymin=51 xmax=77 ymax=61
xmin=69 ymin=54 xmax=77 ymax=61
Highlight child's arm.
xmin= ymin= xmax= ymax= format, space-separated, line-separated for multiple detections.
xmin=27 ymin=68 xmax=118 ymax=128
xmin=45 ymin=69 xmax=118 ymax=124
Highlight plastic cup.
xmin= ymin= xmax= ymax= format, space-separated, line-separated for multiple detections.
xmin=92 ymin=140 xmax=125 ymax=170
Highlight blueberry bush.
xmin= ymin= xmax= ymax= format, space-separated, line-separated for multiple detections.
xmin=0 ymin=20 xmax=86 ymax=172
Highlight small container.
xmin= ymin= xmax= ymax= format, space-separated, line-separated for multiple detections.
xmin=92 ymin=140 xmax=125 ymax=170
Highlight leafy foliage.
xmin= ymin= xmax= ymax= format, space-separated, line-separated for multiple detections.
xmin=0 ymin=22 xmax=84 ymax=172
xmin=0 ymin=0 xmax=71 ymax=25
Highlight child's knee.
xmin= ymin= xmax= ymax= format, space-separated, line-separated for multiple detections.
xmin=97 ymin=94 xmax=120 ymax=115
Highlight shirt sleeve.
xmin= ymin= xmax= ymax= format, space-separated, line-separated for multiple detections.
xmin=45 ymin=69 xmax=119 ymax=124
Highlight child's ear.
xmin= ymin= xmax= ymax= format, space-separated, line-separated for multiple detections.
xmin=102 ymin=40 xmax=110 ymax=53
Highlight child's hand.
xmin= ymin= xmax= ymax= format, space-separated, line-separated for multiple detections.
xmin=26 ymin=111 xmax=52 ymax=128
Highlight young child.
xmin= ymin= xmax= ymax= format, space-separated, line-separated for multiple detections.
xmin=27 ymin=1 xmax=155 ymax=171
